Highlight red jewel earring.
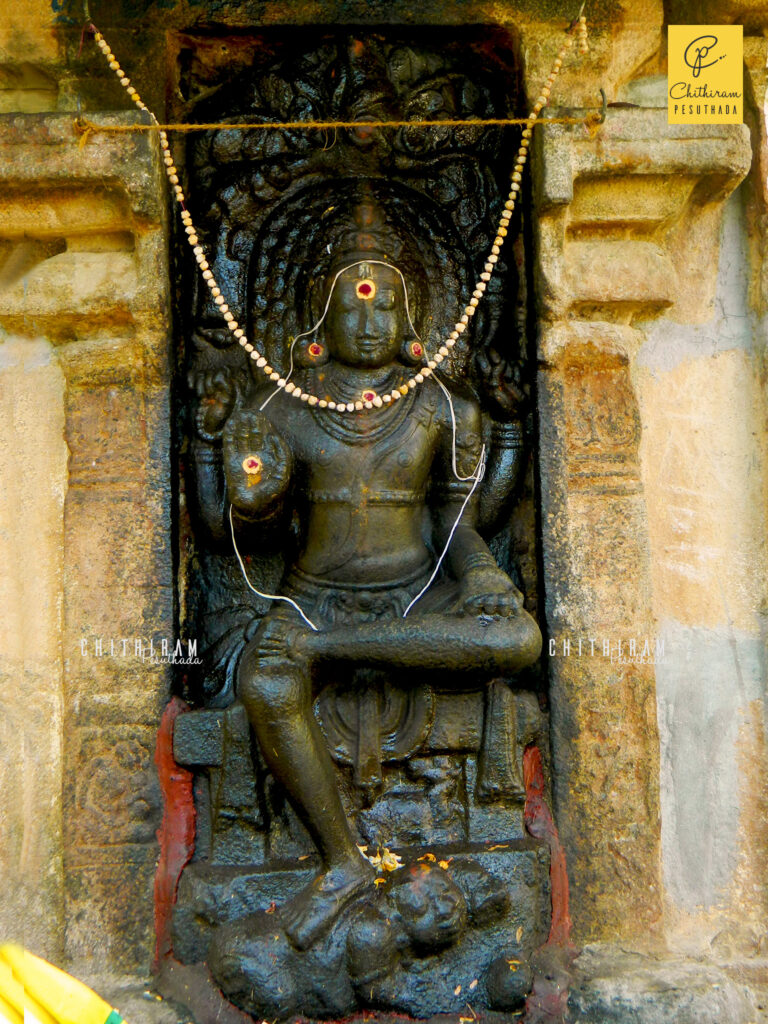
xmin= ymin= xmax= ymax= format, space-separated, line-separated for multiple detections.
xmin=401 ymin=338 xmax=425 ymax=365
xmin=297 ymin=337 xmax=329 ymax=367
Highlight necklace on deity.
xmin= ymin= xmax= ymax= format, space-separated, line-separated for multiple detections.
xmin=315 ymin=362 xmax=406 ymax=406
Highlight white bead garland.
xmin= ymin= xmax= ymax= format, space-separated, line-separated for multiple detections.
xmin=89 ymin=18 xmax=586 ymax=412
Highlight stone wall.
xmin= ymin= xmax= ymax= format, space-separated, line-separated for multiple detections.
xmin=533 ymin=108 xmax=757 ymax=946
xmin=0 ymin=0 xmax=766 ymax=990
xmin=0 ymin=113 xmax=173 ymax=972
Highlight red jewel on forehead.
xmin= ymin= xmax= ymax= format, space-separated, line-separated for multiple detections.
xmin=362 ymin=390 xmax=376 ymax=402
xmin=355 ymin=278 xmax=376 ymax=300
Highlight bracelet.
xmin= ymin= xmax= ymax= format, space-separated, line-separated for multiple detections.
xmin=490 ymin=420 xmax=524 ymax=448
xmin=463 ymin=552 xmax=499 ymax=573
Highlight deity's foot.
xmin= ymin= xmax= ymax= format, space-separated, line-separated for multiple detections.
xmin=282 ymin=855 xmax=376 ymax=951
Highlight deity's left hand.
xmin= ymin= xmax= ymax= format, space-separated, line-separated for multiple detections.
xmin=475 ymin=347 xmax=526 ymax=420
xmin=452 ymin=565 xmax=524 ymax=618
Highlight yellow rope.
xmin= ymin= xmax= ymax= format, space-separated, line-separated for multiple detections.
xmin=73 ymin=113 xmax=604 ymax=136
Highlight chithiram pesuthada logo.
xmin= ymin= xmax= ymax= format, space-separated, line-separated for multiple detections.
xmin=668 ymin=25 xmax=743 ymax=124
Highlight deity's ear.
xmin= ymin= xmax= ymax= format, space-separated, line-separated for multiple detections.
xmin=293 ymin=334 xmax=330 ymax=368
xmin=400 ymin=336 xmax=427 ymax=367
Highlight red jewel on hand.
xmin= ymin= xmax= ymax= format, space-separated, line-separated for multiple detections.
xmin=308 ymin=342 xmax=324 ymax=357
xmin=242 ymin=455 xmax=263 ymax=475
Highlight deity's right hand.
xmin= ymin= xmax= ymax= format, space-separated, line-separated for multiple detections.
xmin=223 ymin=406 xmax=293 ymax=517
xmin=191 ymin=367 xmax=240 ymax=441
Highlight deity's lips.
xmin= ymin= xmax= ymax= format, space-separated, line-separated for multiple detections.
xmin=354 ymin=338 xmax=390 ymax=354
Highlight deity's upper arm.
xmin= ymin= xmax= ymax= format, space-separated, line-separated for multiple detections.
xmin=436 ymin=387 xmax=484 ymax=482
xmin=432 ymin=386 xmax=484 ymax=525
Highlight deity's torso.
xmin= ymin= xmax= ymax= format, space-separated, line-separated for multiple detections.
xmin=256 ymin=372 xmax=478 ymax=586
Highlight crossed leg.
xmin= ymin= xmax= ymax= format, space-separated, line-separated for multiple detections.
xmin=238 ymin=603 xmax=541 ymax=949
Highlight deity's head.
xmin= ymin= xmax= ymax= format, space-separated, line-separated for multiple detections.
xmin=324 ymin=261 xmax=407 ymax=369
xmin=391 ymin=865 xmax=468 ymax=951
xmin=301 ymin=197 xmax=427 ymax=370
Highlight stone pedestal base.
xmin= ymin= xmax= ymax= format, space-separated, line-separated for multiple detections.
xmin=172 ymin=843 xmax=550 ymax=1021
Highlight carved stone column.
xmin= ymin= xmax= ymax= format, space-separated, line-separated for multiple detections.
xmin=0 ymin=114 xmax=173 ymax=971
xmin=533 ymin=109 xmax=751 ymax=941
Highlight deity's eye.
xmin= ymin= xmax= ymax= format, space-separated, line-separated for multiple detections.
xmin=355 ymin=278 xmax=376 ymax=301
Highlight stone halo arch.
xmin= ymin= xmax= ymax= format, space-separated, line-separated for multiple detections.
xmin=247 ymin=176 xmax=481 ymax=383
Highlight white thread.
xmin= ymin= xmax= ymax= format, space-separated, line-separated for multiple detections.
xmin=402 ymin=443 xmax=486 ymax=618
xmin=431 ymin=371 xmax=477 ymax=483
xmin=229 ymin=504 xmax=319 ymax=631
xmin=399 ymin=350 xmax=488 ymax=616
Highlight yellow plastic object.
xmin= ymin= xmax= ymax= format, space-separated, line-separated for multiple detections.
xmin=0 ymin=961 xmax=22 ymax=1024
xmin=0 ymin=956 xmax=55 ymax=1024
xmin=0 ymin=992 xmax=22 ymax=1024
xmin=0 ymin=946 xmax=124 ymax=1024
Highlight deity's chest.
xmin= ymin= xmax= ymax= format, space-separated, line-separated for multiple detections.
xmin=285 ymin=395 xmax=442 ymax=505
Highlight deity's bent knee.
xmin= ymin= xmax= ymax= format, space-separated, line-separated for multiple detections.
xmin=237 ymin=611 xmax=312 ymax=717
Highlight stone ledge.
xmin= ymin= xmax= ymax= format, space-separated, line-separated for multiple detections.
xmin=536 ymin=110 xmax=751 ymax=210
xmin=568 ymin=943 xmax=766 ymax=1023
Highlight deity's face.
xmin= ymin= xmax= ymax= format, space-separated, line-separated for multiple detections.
xmin=324 ymin=262 xmax=407 ymax=369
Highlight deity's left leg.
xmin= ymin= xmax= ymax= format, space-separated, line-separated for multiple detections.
xmin=299 ymin=608 xmax=542 ymax=677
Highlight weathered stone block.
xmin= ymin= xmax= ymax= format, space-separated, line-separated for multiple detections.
xmin=173 ymin=843 xmax=550 ymax=993
xmin=568 ymin=943 xmax=762 ymax=1023
xmin=0 ymin=112 xmax=172 ymax=973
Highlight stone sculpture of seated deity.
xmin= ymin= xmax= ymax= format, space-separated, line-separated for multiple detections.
xmin=195 ymin=201 xmax=542 ymax=953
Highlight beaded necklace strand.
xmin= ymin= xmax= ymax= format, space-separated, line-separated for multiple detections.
xmin=86 ymin=13 xmax=589 ymax=627
xmin=87 ymin=13 xmax=589 ymax=412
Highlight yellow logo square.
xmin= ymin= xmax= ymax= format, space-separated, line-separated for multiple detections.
xmin=668 ymin=25 xmax=743 ymax=124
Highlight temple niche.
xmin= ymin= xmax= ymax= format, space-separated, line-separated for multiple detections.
xmin=173 ymin=29 xmax=549 ymax=1021
xmin=2 ymin=1 xmax=768 ymax=1022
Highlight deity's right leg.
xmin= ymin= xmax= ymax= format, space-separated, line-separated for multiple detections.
xmin=237 ymin=613 xmax=374 ymax=949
